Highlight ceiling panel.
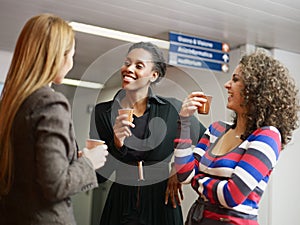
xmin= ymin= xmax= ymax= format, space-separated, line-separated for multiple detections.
xmin=1 ymin=0 xmax=300 ymax=85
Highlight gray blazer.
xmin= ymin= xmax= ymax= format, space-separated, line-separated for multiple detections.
xmin=0 ymin=86 xmax=98 ymax=225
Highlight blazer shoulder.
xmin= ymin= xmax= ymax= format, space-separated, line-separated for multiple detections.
xmin=23 ymin=86 xmax=70 ymax=113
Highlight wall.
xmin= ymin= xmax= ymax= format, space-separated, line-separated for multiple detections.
xmin=0 ymin=50 xmax=12 ymax=82
xmin=268 ymin=49 xmax=300 ymax=225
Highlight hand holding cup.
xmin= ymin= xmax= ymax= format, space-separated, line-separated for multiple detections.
xmin=83 ymin=139 xmax=108 ymax=169
xmin=180 ymin=92 xmax=212 ymax=117
xmin=180 ymin=91 xmax=212 ymax=117
xmin=113 ymin=108 xmax=135 ymax=149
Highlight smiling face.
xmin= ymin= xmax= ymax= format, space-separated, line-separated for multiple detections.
xmin=120 ymin=48 xmax=159 ymax=92
xmin=224 ymin=65 xmax=247 ymax=115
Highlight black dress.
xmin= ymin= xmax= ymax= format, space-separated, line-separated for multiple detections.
xmin=90 ymin=89 xmax=206 ymax=225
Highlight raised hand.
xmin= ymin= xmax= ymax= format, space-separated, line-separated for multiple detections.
xmin=179 ymin=91 xmax=207 ymax=117
xmin=113 ymin=113 xmax=135 ymax=149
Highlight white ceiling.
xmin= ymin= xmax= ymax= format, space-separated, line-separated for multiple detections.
xmin=1 ymin=0 xmax=300 ymax=84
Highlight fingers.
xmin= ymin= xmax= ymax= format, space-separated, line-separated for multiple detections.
xmin=113 ymin=114 xmax=135 ymax=147
xmin=178 ymin=183 xmax=184 ymax=201
xmin=171 ymin=193 xmax=177 ymax=209
xmin=179 ymin=92 xmax=208 ymax=117
xmin=166 ymin=185 xmax=180 ymax=208
xmin=188 ymin=91 xmax=204 ymax=98
xmin=94 ymin=144 xmax=108 ymax=151
xmin=115 ymin=114 xmax=135 ymax=128
xmin=189 ymin=92 xmax=208 ymax=106
xmin=164 ymin=187 xmax=177 ymax=208
xmin=82 ymin=145 xmax=109 ymax=169
xmin=164 ymin=186 xmax=170 ymax=205
xmin=114 ymin=123 xmax=131 ymax=149
xmin=114 ymin=126 xmax=132 ymax=139
xmin=165 ymin=175 xmax=183 ymax=208
xmin=180 ymin=97 xmax=198 ymax=117
xmin=77 ymin=150 xmax=83 ymax=158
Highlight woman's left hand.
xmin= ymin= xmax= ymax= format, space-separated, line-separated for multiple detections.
xmin=165 ymin=165 xmax=184 ymax=208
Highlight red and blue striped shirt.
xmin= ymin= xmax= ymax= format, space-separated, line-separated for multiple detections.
xmin=174 ymin=121 xmax=281 ymax=224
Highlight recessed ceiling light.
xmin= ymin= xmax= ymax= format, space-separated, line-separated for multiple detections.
xmin=62 ymin=78 xmax=104 ymax=89
xmin=69 ymin=21 xmax=170 ymax=49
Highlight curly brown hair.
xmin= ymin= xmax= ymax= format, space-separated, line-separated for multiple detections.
xmin=232 ymin=49 xmax=300 ymax=148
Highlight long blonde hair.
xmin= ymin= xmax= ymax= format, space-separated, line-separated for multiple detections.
xmin=0 ymin=13 xmax=74 ymax=196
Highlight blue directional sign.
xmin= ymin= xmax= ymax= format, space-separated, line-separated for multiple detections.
xmin=169 ymin=32 xmax=230 ymax=53
xmin=168 ymin=31 xmax=230 ymax=72
xmin=169 ymin=53 xmax=229 ymax=72
xmin=169 ymin=43 xmax=229 ymax=63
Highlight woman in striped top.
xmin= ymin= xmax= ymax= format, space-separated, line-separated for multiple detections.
xmin=174 ymin=49 xmax=299 ymax=225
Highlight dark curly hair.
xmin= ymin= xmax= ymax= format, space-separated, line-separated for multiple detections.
xmin=128 ymin=42 xmax=166 ymax=83
xmin=232 ymin=49 xmax=300 ymax=148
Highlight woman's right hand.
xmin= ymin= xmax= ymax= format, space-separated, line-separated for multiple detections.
xmin=83 ymin=145 xmax=108 ymax=169
xmin=179 ymin=91 xmax=207 ymax=117
xmin=113 ymin=113 xmax=135 ymax=149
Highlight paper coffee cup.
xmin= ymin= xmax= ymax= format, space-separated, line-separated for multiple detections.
xmin=86 ymin=138 xmax=105 ymax=149
xmin=118 ymin=108 xmax=134 ymax=122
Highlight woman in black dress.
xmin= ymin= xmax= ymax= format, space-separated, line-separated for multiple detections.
xmin=90 ymin=42 xmax=206 ymax=225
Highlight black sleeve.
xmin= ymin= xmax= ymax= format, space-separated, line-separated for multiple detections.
xmin=89 ymin=107 xmax=109 ymax=183
xmin=89 ymin=107 xmax=100 ymax=140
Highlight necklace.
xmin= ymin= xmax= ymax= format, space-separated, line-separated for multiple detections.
xmin=235 ymin=135 xmax=240 ymax=139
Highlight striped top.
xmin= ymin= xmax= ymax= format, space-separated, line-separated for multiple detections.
xmin=174 ymin=121 xmax=281 ymax=224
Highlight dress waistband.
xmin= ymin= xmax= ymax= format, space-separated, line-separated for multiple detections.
xmin=115 ymin=161 xmax=170 ymax=186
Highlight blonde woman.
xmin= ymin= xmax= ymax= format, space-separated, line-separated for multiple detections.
xmin=0 ymin=14 xmax=108 ymax=224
